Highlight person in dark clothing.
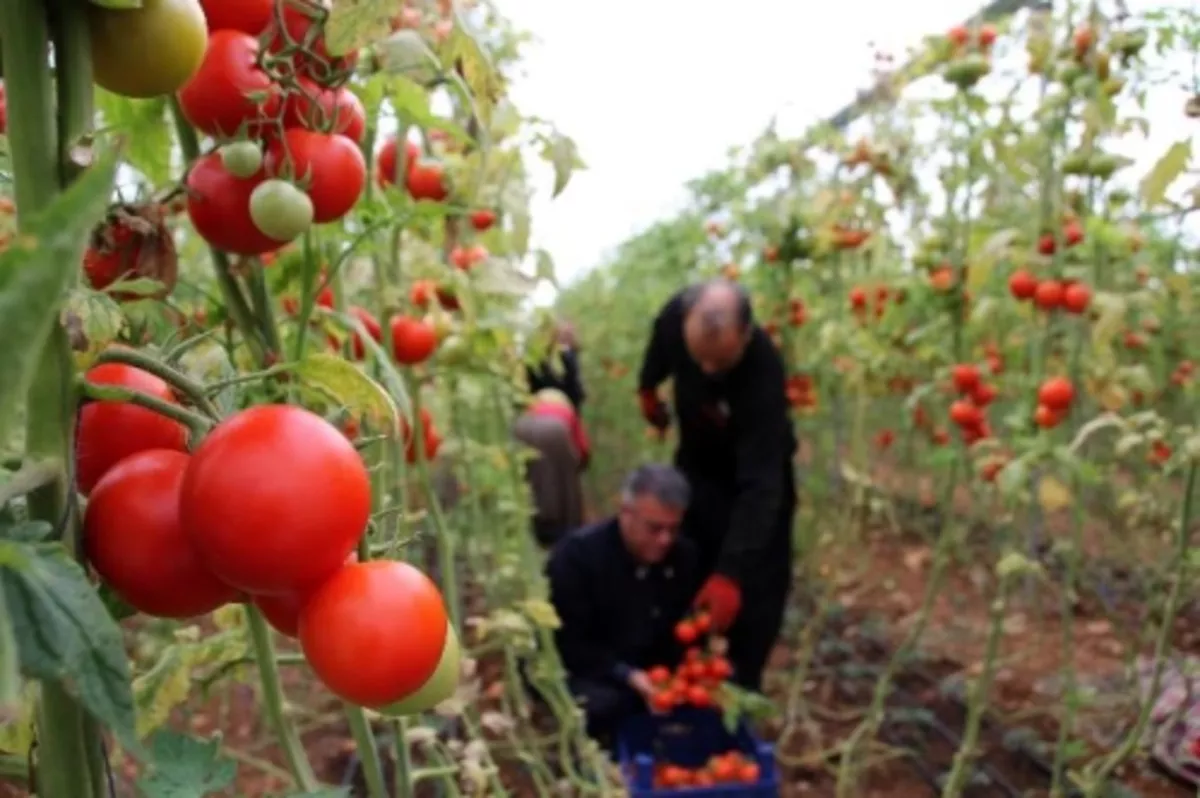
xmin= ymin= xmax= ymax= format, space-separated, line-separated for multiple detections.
xmin=546 ymin=464 xmax=697 ymax=745
xmin=635 ymin=279 xmax=797 ymax=693
xmin=526 ymin=321 xmax=586 ymax=412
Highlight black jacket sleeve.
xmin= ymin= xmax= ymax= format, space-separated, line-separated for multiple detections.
xmin=559 ymin=348 xmax=586 ymax=410
xmin=715 ymin=342 xmax=792 ymax=583
xmin=638 ymin=296 xmax=681 ymax=393
xmin=546 ymin=541 xmax=623 ymax=681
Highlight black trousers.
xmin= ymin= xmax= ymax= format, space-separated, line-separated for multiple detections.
xmin=679 ymin=464 xmax=795 ymax=693
xmin=567 ymin=676 xmax=643 ymax=747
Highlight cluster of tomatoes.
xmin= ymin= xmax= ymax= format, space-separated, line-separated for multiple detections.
xmin=947 ymin=363 xmax=1000 ymax=445
xmin=650 ymin=750 xmax=762 ymax=790
xmin=174 ymin=1 xmax=371 ymax=255
xmin=784 ymin=373 xmax=816 ymax=411
xmin=848 ymin=283 xmax=906 ymax=322
xmin=1006 ymin=220 xmax=1093 ymax=314
xmin=641 ymin=614 xmax=734 ymax=714
xmin=1034 ymin=375 xmax=1075 ymax=430
xmin=78 ymin=358 xmax=458 ymax=714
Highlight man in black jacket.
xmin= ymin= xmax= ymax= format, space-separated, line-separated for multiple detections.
xmin=527 ymin=320 xmax=586 ymax=411
xmin=546 ymin=464 xmax=697 ymax=743
xmin=636 ymin=279 xmax=796 ymax=692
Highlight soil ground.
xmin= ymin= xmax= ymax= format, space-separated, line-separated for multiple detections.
xmin=1 ymin=477 xmax=1193 ymax=797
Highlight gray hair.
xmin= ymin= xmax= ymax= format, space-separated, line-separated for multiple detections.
xmin=620 ymin=464 xmax=691 ymax=509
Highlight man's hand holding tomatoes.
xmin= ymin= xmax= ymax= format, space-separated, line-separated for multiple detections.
xmin=626 ymin=668 xmax=663 ymax=712
xmin=638 ymin=389 xmax=670 ymax=432
xmin=693 ymin=574 xmax=742 ymax=633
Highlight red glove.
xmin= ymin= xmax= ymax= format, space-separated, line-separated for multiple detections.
xmin=694 ymin=574 xmax=742 ymax=633
xmin=638 ymin=389 xmax=670 ymax=431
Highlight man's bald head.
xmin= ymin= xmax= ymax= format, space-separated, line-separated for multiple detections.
xmin=681 ymin=280 xmax=754 ymax=375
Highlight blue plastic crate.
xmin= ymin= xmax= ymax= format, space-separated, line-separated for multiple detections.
xmin=617 ymin=708 xmax=780 ymax=797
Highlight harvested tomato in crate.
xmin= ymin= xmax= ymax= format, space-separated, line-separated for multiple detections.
xmin=618 ymin=708 xmax=779 ymax=796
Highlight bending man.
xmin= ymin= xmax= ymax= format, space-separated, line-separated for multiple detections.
xmin=546 ymin=464 xmax=697 ymax=745
xmin=636 ymin=279 xmax=797 ymax=692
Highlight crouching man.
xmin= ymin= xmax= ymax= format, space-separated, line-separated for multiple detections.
xmin=546 ymin=464 xmax=697 ymax=745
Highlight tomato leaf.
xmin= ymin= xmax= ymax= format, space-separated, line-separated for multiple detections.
xmin=94 ymin=90 xmax=171 ymax=187
xmin=0 ymin=147 xmax=119 ymax=458
xmin=1138 ymin=138 xmax=1191 ymax=208
xmin=88 ymin=0 xmax=142 ymax=6
xmin=61 ymin=286 xmax=126 ymax=369
xmin=133 ymin=630 xmax=247 ymax=739
xmin=370 ymin=31 xmax=442 ymax=86
xmin=292 ymin=352 xmax=401 ymax=436
xmin=386 ymin=76 xmax=470 ymax=144
xmin=0 ymin=682 xmax=36 ymax=758
xmin=442 ymin=11 xmax=504 ymax=123
xmin=537 ymin=131 xmax=585 ymax=199
xmin=135 ymin=730 xmax=237 ymax=798
xmin=0 ymin=539 xmax=140 ymax=754
xmin=324 ymin=0 xmax=395 ymax=58
xmin=533 ymin=249 xmax=556 ymax=288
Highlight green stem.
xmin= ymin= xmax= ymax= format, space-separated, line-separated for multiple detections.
xmin=81 ymin=384 xmax=212 ymax=439
xmin=2 ymin=0 xmax=103 ymax=795
xmin=343 ymin=704 xmax=388 ymax=798
xmin=393 ymin=717 xmax=414 ymax=798
xmin=245 ymin=606 xmax=319 ymax=791
xmin=0 ymin=459 xmax=60 ymax=508
xmin=168 ymin=97 xmax=269 ymax=365
xmin=94 ymin=346 xmax=222 ymax=418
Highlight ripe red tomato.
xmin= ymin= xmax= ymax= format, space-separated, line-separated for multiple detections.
xmin=402 ymin=408 xmax=440 ymax=463
xmin=85 ymin=450 xmax=237 ymax=618
xmin=947 ymin=25 xmax=970 ymax=46
xmin=186 ymin=153 xmax=279 ymax=255
xmin=406 ymin=159 xmax=449 ymax=202
xmin=449 ymin=244 xmax=487 ymax=271
xmin=349 ymin=305 xmax=382 ymax=359
xmin=198 ymin=0 xmax=273 ymax=36
xmin=469 ymin=209 xmax=496 ymax=231
xmin=1038 ymin=377 xmax=1074 ymax=411
xmin=254 ymin=551 xmax=357 ymax=637
xmin=76 ymin=362 xmax=189 ymax=495
xmin=389 ymin=315 xmax=438 ymax=364
xmin=1033 ymin=279 xmax=1063 ymax=310
xmin=950 ymin=363 xmax=980 ymax=393
xmin=299 ymin=560 xmax=448 ymax=708
xmin=282 ymin=79 xmax=367 ymax=144
xmin=949 ymin=400 xmax=982 ymax=428
xmin=1008 ymin=269 xmax=1037 ymax=300
xmin=329 ymin=88 xmax=367 ymax=143
xmin=376 ymin=138 xmax=419 ymax=187
xmin=178 ymin=30 xmax=281 ymax=138
xmin=264 ymin=130 xmax=365 ymax=224
xmin=179 ymin=405 xmax=371 ymax=594
xmin=1062 ymin=282 xmax=1091 ymax=313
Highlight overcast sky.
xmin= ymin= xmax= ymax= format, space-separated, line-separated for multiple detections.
xmin=497 ymin=0 xmax=1196 ymax=305
xmin=499 ymin=0 xmax=984 ymax=299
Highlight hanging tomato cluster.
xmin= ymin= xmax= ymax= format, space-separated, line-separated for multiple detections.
xmin=1008 ymin=218 xmax=1093 ymax=313
xmin=948 ymin=363 xmax=999 ymax=445
xmin=77 ymin=362 xmax=460 ymax=714
xmin=173 ymin=1 xmax=369 ymax=255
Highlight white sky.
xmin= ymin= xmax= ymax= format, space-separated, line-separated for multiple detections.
xmin=501 ymin=0 xmax=985 ymax=300
xmin=499 ymin=0 xmax=1198 ymax=305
